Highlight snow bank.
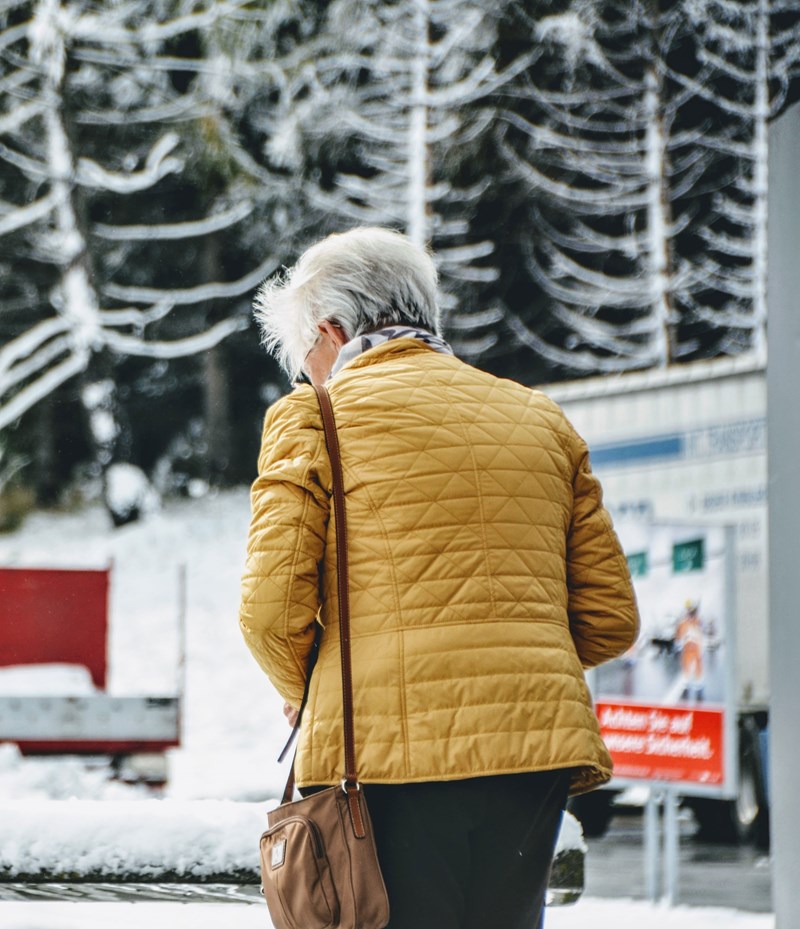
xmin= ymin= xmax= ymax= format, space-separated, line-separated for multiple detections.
xmin=0 ymin=744 xmax=148 ymax=801
xmin=0 ymin=795 xmax=583 ymax=881
xmin=0 ymin=800 xmax=264 ymax=880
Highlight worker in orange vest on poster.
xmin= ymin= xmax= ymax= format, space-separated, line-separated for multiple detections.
xmin=676 ymin=601 xmax=705 ymax=703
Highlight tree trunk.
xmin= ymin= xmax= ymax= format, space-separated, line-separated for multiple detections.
xmin=32 ymin=398 xmax=59 ymax=506
xmin=407 ymin=0 xmax=431 ymax=248
xmin=204 ymin=344 xmax=232 ymax=483
xmin=643 ymin=63 xmax=674 ymax=366
xmin=202 ymin=234 xmax=231 ymax=484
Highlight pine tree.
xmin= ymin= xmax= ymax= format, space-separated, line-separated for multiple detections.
xmin=498 ymin=0 xmax=716 ymax=374
xmin=0 ymin=1 xmax=262 ymax=434
xmin=284 ymin=0 xmax=529 ymax=355
xmin=680 ymin=0 xmax=800 ymax=361
xmin=0 ymin=0 xmax=298 ymax=512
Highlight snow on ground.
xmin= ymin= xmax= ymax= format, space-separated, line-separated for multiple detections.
xmin=1 ymin=799 xmax=264 ymax=880
xmin=0 ymin=493 xmax=776 ymax=927
xmin=0 ymin=898 xmax=776 ymax=929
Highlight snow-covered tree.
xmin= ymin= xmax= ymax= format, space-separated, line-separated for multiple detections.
xmin=680 ymin=0 xmax=800 ymax=361
xmin=0 ymin=0 xmax=270 ymax=438
xmin=282 ymin=0 xmax=531 ymax=356
xmin=5 ymin=0 xmax=800 ymax=511
xmin=498 ymin=0 xmax=716 ymax=374
xmin=0 ymin=0 xmax=334 ymax=510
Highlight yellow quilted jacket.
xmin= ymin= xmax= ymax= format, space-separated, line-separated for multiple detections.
xmin=240 ymin=340 xmax=639 ymax=794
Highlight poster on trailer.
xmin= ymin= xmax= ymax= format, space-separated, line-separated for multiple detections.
xmin=593 ymin=522 xmax=737 ymax=797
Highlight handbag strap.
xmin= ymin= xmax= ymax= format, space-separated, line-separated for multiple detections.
xmin=314 ymin=384 xmax=359 ymax=789
xmin=279 ymin=385 xmax=366 ymax=837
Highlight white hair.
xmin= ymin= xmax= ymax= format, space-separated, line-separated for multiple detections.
xmin=253 ymin=226 xmax=440 ymax=378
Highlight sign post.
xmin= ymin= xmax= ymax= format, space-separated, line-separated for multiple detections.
xmin=644 ymin=788 xmax=659 ymax=901
xmin=663 ymin=786 xmax=680 ymax=906
xmin=593 ymin=522 xmax=737 ymax=904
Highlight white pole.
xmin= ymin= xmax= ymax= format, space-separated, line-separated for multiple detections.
xmin=766 ymin=102 xmax=800 ymax=929
xmin=663 ymin=786 xmax=679 ymax=906
xmin=176 ymin=562 xmax=188 ymax=744
xmin=644 ymin=786 xmax=660 ymax=902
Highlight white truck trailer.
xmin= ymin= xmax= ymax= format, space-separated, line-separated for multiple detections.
xmin=545 ymin=353 xmax=769 ymax=846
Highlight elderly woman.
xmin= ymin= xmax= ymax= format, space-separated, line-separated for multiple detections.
xmin=240 ymin=227 xmax=638 ymax=929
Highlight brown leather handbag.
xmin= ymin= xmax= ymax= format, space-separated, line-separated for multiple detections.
xmin=259 ymin=384 xmax=390 ymax=929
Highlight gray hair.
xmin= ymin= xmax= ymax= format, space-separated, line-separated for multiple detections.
xmin=253 ymin=226 xmax=440 ymax=378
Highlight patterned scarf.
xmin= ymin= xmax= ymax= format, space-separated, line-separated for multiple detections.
xmin=329 ymin=325 xmax=454 ymax=380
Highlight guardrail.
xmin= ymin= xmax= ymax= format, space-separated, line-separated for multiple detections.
xmin=0 ymin=800 xmax=584 ymax=906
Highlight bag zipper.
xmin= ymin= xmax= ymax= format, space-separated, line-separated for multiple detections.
xmin=263 ymin=816 xmax=325 ymax=859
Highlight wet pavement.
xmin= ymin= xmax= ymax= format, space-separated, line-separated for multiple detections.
xmin=583 ymin=809 xmax=772 ymax=912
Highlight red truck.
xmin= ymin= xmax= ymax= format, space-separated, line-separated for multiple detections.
xmin=0 ymin=567 xmax=180 ymax=772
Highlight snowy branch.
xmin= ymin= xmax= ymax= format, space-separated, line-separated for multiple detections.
xmin=507 ymin=312 xmax=659 ymax=374
xmin=64 ymin=0 xmax=259 ymax=47
xmin=76 ymin=134 xmax=183 ymax=193
xmin=1 ymin=334 xmax=74 ymax=395
xmin=76 ymin=95 xmax=214 ymax=127
xmin=0 ymin=99 xmax=44 ymax=135
xmin=102 ymin=316 xmax=248 ymax=360
xmin=445 ymin=306 xmax=504 ymax=329
xmin=0 ymin=191 xmax=57 ymax=236
xmin=0 ymin=141 xmax=49 ymax=181
xmin=0 ymin=19 xmax=27 ymax=53
xmin=0 ymin=347 xmax=90 ymax=432
xmin=525 ymin=246 xmax=650 ymax=311
xmin=97 ymin=303 xmax=175 ymax=330
xmin=0 ymin=316 xmax=71 ymax=379
xmin=92 ymin=201 xmax=254 ymax=242
xmin=103 ymin=253 xmax=282 ymax=306
xmin=505 ymin=143 xmax=648 ymax=211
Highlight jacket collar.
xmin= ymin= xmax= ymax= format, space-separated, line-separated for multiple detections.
xmin=329 ymin=326 xmax=453 ymax=380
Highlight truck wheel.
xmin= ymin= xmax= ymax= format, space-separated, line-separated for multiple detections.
xmin=687 ymin=796 xmax=737 ymax=843
xmin=688 ymin=717 xmax=769 ymax=848
xmin=567 ymin=790 xmax=616 ymax=838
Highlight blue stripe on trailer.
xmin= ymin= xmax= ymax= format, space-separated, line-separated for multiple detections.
xmin=589 ymin=435 xmax=683 ymax=467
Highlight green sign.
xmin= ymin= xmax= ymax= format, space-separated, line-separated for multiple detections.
xmin=627 ymin=551 xmax=648 ymax=577
xmin=673 ymin=538 xmax=704 ymax=573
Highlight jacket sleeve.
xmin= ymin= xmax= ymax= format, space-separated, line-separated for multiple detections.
xmin=239 ymin=391 xmax=331 ymax=707
xmin=564 ymin=424 xmax=640 ymax=669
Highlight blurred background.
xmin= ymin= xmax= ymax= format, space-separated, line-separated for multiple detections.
xmin=2 ymin=0 xmax=799 ymax=526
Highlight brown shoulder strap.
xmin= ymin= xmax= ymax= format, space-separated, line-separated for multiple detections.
xmin=280 ymin=385 xmax=362 ymax=834
xmin=313 ymin=384 xmax=358 ymax=789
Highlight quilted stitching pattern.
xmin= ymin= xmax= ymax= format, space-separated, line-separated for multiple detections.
xmin=240 ymin=341 xmax=639 ymax=795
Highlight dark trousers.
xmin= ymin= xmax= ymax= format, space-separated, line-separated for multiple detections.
xmin=362 ymin=770 xmax=570 ymax=929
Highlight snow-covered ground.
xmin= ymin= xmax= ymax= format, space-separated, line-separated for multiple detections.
xmin=0 ymin=492 xmax=775 ymax=927
xmin=0 ymin=898 xmax=776 ymax=928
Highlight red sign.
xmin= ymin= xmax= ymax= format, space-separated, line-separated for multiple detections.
xmin=596 ymin=700 xmax=725 ymax=786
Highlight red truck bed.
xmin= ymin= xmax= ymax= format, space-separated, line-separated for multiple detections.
xmin=0 ymin=567 xmax=180 ymax=756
